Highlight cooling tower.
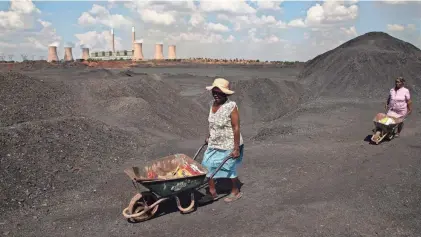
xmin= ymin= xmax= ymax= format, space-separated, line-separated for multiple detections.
xmin=64 ymin=47 xmax=74 ymax=61
xmin=82 ymin=48 xmax=90 ymax=60
xmin=47 ymin=46 xmax=59 ymax=62
xmin=132 ymin=26 xmax=135 ymax=51
xmin=168 ymin=45 xmax=176 ymax=59
xmin=132 ymin=42 xmax=144 ymax=61
xmin=154 ymin=43 xmax=164 ymax=60
xmin=111 ymin=28 xmax=115 ymax=53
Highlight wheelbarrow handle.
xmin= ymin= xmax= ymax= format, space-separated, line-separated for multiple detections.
xmin=193 ymin=143 xmax=207 ymax=160
xmin=192 ymin=143 xmax=234 ymax=180
xmin=207 ymin=155 xmax=233 ymax=180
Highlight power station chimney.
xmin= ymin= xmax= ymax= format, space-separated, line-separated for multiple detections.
xmin=47 ymin=46 xmax=59 ymax=62
xmin=132 ymin=42 xmax=144 ymax=61
xmin=82 ymin=48 xmax=90 ymax=60
xmin=154 ymin=43 xmax=164 ymax=60
xmin=111 ymin=28 xmax=115 ymax=54
xmin=168 ymin=45 xmax=176 ymax=59
xmin=64 ymin=47 xmax=74 ymax=61
xmin=132 ymin=26 xmax=135 ymax=51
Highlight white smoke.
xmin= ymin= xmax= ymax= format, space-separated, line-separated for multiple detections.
xmin=48 ymin=41 xmax=60 ymax=47
xmin=64 ymin=42 xmax=75 ymax=48
xmin=79 ymin=44 xmax=90 ymax=49
xmin=156 ymin=41 xmax=163 ymax=45
xmin=134 ymin=39 xmax=143 ymax=43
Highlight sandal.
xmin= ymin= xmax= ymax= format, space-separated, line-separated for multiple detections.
xmin=224 ymin=192 xmax=242 ymax=203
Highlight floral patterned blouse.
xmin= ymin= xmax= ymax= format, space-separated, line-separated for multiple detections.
xmin=208 ymin=99 xmax=243 ymax=150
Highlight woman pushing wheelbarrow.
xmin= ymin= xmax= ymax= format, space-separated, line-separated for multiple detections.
xmin=121 ymin=78 xmax=244 ymax=222
xmin=200 ymin=78 xmax=244 ymax=203
xmin=371 ymin=77 xmax=413 ymax=144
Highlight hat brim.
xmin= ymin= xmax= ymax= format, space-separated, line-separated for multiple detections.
xmin=206 ymin=85 xmax=235 ymax=95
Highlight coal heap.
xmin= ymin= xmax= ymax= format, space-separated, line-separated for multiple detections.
xmin=0 ymin=72 xmax=78 ymax=126
xmin=0 ymin=116 xmax=146 ymax=211
xmin=299 ymin=32 xmax=421 ymax=98
xmin=87 ymin=74 xmax=208 ymax=138
xmin=0 ymin=70 xmax=208 ymax=213
xmin=196 ymin=78 xmax=309 ymax=125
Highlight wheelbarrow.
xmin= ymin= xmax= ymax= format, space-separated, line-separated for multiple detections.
xmin=370 ymin=112 xmax=406 ymax=145
xmin=122 ymin=144 xmax=232 ymax=222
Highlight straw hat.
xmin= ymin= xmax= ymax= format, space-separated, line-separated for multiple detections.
xmin=206 ymin=78 xmax=235 ymax=95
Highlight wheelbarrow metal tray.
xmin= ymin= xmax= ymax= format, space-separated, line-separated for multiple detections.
xmin=372 ymin=114 xmax=403 ymax=132
xmin=373 ymin=121 xmax=397 ymax=132
xmin=124 ymin=153 xmax=208 ymax=197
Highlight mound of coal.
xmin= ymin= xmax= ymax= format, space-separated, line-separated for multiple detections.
xmin=87 ymin=74 xmax=208 ymax=138
xmin=0 ymin=69 xmax=208 ymax=214
xmin=1 ymin=69 xmax=207 ymax=140
xmin=299 ymin=32 xmax=421 ymax=98
xmin=196 ymin=78 xmax=309 ymax=125
xmin=0 ymin=116 xmax=148 ymax=212
xmin=0 ymin=72 xmax=78 ymax=126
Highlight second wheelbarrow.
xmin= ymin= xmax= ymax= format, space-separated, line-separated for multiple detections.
xmin=370 ymin=112 xmax=407 ymax=145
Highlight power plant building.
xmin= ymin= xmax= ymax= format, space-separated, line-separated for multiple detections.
xmin=90 ymin=50 xmax=134 ymax=60
xmin=47 ymin=26 xmax=177 ymax=61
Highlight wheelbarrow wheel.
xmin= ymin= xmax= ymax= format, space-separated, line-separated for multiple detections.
xmin=125 ymin=192 xmax=159 ymax=222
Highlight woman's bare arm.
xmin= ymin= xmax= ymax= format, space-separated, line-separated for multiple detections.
xmin=231 ymin=106 xmax=241 ymax=155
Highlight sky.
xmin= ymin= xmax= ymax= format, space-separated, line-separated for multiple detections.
xmin=0 ymin=0 xmax=420 ymax=62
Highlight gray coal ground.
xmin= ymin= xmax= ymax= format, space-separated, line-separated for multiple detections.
xmin=1 ymin=32 xmax=421 ymax=237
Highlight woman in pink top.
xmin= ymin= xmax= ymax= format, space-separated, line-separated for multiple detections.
xmin=385 ymin=77 xmax=413 ymax=136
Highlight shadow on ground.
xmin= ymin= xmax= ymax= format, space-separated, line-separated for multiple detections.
xmin=127 ymin=178 xmax=245 ymax=223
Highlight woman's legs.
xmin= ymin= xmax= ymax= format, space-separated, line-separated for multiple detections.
xmin=202 ymin=145 xmax=244 ymax=202
xmin=397 ymin=122 xmax=404 ymax=136
xmin=224 ymin=145 xmax=244 ymax=202
xmin=207 ymin=177 xmax=238 ymax=197
xmin=230 ymin=177 xmax=240 ymax=195
xmin=208 ymin=178 xmax=217 ymax=197
xmin=223 ymin=177 xmax=242 ymax=202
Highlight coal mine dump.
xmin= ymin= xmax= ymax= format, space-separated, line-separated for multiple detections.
xmin=299 ymin=32 xmax=421 ymax=98
xmin=1 ymin=32 xmax=421 ymax=237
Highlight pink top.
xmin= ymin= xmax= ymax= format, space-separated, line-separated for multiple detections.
xmin=387 ymin=87 xmax=410 ymax=117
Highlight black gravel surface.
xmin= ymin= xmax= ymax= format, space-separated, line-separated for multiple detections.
xmin=1 ymin=32 xmax=420 ymax=237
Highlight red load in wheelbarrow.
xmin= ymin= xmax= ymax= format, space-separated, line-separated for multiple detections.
xmin=122 ymin=144 xmax=232 ymax=222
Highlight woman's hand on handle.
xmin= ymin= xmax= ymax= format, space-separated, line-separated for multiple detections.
xmin=229 ymin=148 xmax=240 ymax=159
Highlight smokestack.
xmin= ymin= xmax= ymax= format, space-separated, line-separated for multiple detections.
xmin=111 ymin=28 xmax=115 ymax=54
xmin=168 ymin=45 xmax=176 ymax=59
xmin=64 ymin=47 xmax=74 ymax=61
xmin=82 ymin=48 xmax=90 ymax=60
xmin=132 ymin=42 xmax=144 ymax=61
xmin=132 ymin=26 xmax=135 ymax=51
xmin=154 ymin=43 xmax=164 ymax=60
xmin=47 ymin=46 xmax=59 ymax=62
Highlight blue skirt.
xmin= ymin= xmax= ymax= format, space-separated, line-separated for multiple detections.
xmin=201 ymin=144 xmax=244 ymax=179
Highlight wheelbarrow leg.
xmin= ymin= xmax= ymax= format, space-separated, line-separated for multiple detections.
xmin=175 ymin=192 xmax=196 ymax=214
xmin=122 ymin=192 xmax=165 ymax=222
xmin=371 ymin=129 xmax=388 ymax=145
